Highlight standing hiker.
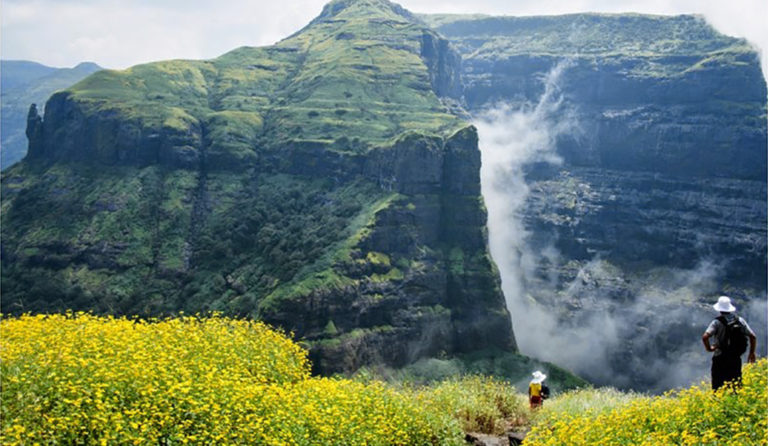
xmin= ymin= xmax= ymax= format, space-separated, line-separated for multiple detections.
xmin=702 ymin=296 xmax=757 ymax=391
xmin=528 ymin=371 xmax=548 ymax=409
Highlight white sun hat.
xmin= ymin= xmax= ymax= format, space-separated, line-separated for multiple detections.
xmin=531 ymin=371 xmax=547 ymax=383
xmin=713 ymin=295 xmax=736 ymax=313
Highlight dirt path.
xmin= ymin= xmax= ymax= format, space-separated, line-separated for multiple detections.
xmin=465 ymin=428 xmax=528 ymax=445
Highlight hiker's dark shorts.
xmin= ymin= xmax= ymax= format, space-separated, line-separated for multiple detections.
xmin=712 ymin=354 xmax=742 ymax=390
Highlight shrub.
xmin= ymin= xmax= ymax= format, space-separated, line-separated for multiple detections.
xmin=415 ymin=375 xmax=529 ymax=435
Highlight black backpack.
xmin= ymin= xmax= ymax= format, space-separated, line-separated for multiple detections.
xmin=541 ymin=385 xmax=550 ymax=400
xmin=717 ymin=315 xmax=748 ymax=356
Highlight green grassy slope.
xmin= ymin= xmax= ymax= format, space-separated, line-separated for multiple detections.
xmin=48 ymin=0 xmax=463 ymax=164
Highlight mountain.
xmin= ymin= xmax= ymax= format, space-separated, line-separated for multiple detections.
xmin=1 ymin=61 xmax=103 ymax=169
xmin=1 ymin=0 xmax=515 ymax=377
xmin=2 ymin=1 xmax=766 ymax=390
xmin=424 ymin=13 xmax=767 ymax=390
xmin=1 ymin=60 xmax=59 ymax=91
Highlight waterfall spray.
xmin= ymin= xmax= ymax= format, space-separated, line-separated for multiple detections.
xmin=476 ymin=60 xmax=767 ymax=392
xmin=476 ymin=59 xmax=581 ymax=358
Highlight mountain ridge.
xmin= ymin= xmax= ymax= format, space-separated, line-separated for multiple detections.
xmin=2 ymin=0 xmax=517 ymax=380
xmin=2 ymin=0 xmax=765 ymax=391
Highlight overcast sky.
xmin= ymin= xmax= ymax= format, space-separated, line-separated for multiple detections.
xmin=1 ymin=0 xmax=766 ymax=76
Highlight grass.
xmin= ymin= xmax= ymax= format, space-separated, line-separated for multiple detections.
xmin=531 ymin=387 xmax=647 ymax=422
xmin=414 ymin=376 xmax=529 ymax=435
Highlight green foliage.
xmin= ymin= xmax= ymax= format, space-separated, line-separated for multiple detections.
xmin=365 ymin=251 xmax=390 ymax=267
xmin=323 ymin=320 xmax=338 ymax=335
xmin=259 ymin=192 xmax=399 ymax=311
xmin=415 ymin=376 xmax=529 ymax=434
xmin=370 ymin=267 xmax=404 ymax=282
xmin=181 ymin=174 xmax=393 ymax=315
xmin=0 ymin=161 xmax=394 ymax=318
xmin=448 ymin=247 xmax=465 ymax=275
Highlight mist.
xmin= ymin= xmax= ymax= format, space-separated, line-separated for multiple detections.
xmin=476 ymin=59 xmax=579 ymax=366
xmin=476 ymin=60 xmax=768 ymax=393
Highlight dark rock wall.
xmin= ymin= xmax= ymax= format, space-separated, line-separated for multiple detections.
xmin=26 ymin=92 xmax=204 ymax=169
xmin=420 ymin=31 xmax=464 ymax=100
xmin=261 ymin=127 xmax=515 ymax=374
xmin=432 ymin=14 xmax=767 ymax=390
xmin=2 ymin=61 xmax=102 ymax=169
xmin=461 ymin=52 xmax=767 ymax=288
xmin=435 ymin=14 xmax=767 ymax=292
xmin=464 ymin=55 xmax=766 ymax=179
xmin=524 ymin=166 xmax=767 ymax=288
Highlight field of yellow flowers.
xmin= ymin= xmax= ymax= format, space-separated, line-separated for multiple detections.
xmin=526 ymin=359 xmax=768 ymax=446
xmin=1 ymin=313 xmax=465 ymax=445
xmin=3 ymin=313 xmax=766 ymax=445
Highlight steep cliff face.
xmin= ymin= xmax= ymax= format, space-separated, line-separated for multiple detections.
xmin=1 ymin=0 xmax=515 ymax=376
xmin=430 ymin=14 xmax=766 ymax=179
xmin=1 ymin=61 xmax=102 ymax=169
xmin=264 ymin=127 xmax=515 ymax=374
xmin=427 ymin=13 xmax=767 ymax=390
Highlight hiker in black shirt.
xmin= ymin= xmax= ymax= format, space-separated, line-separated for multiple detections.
xmin=702 ymin=296 xmax=757 ymax=391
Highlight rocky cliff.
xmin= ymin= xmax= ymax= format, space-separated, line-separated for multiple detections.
xmin=1 ymin=0 xmax=516 ymax=376
xmin=1 ymin=61 xmax=102 ymax=169
xmin=426 ymin=13 xmax=767 ymax=390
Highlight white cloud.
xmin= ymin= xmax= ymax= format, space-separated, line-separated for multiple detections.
xmin=0 ymin=0 xmax=325 ymax=68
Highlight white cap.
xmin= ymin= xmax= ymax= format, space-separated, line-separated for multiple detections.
xmin=531 ymin=371 xmax=547 ymax=383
